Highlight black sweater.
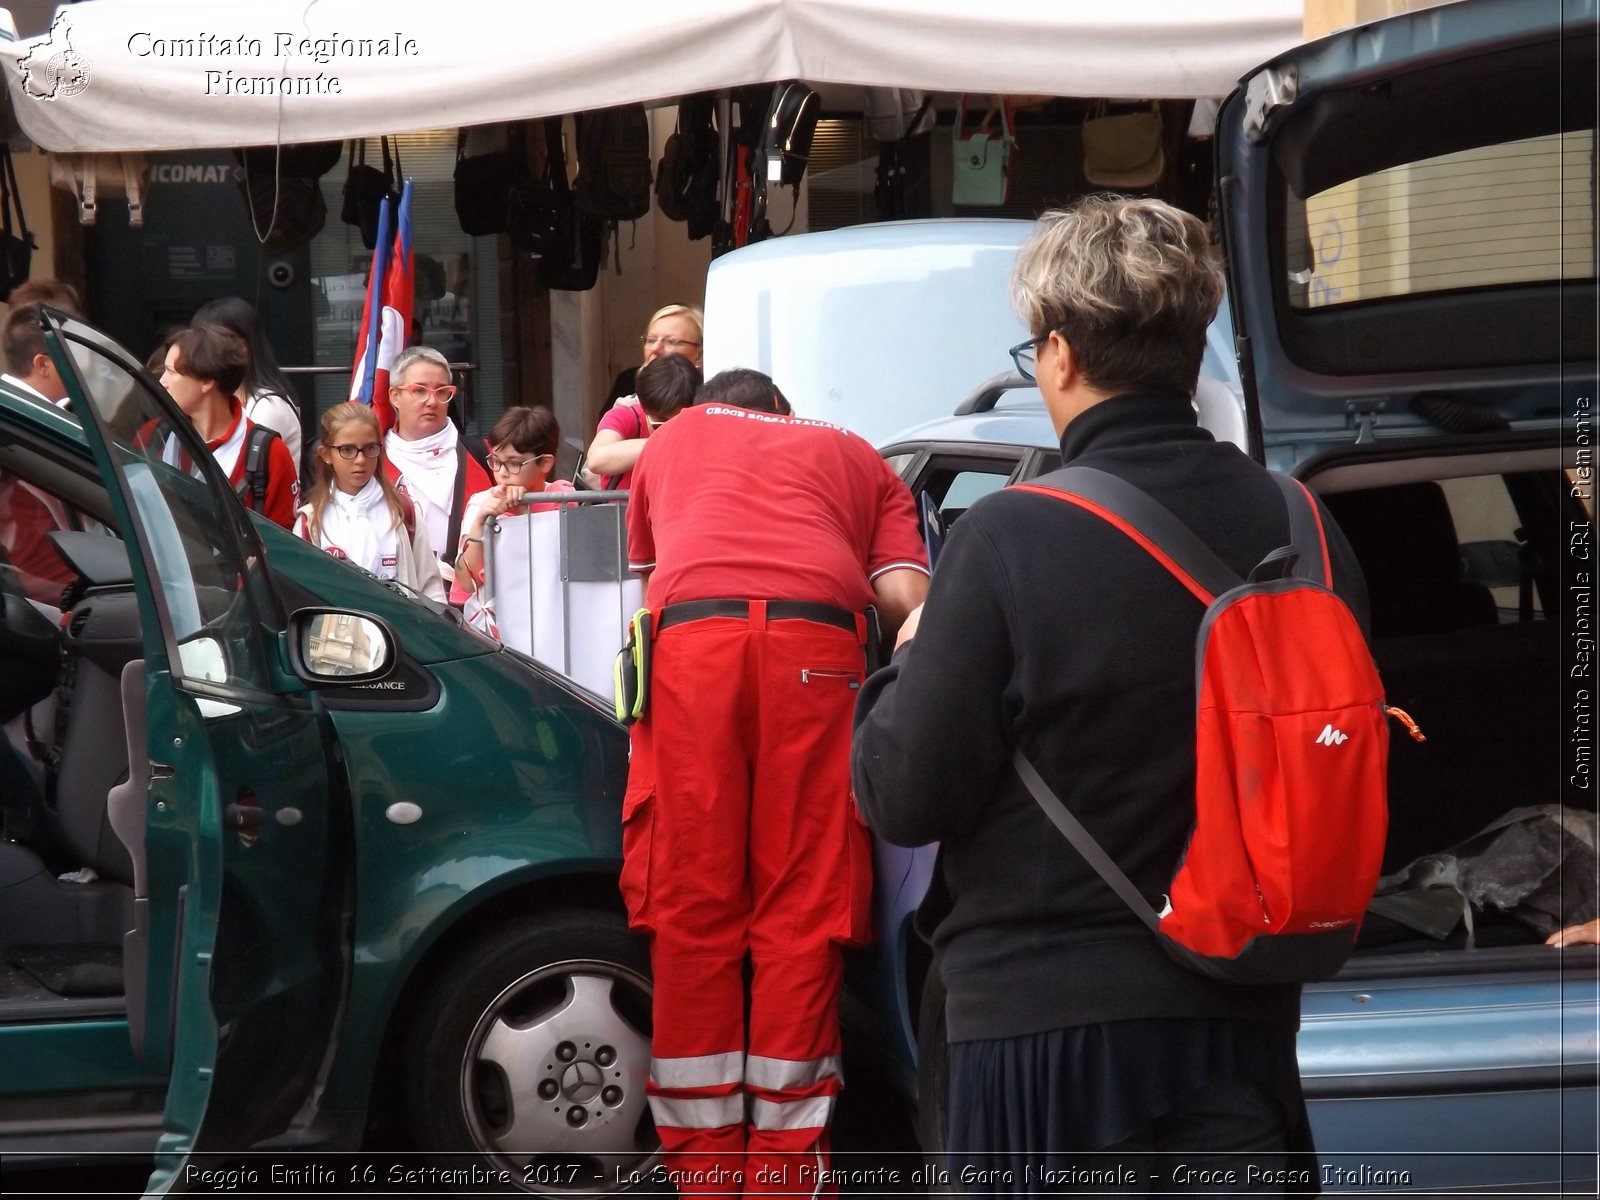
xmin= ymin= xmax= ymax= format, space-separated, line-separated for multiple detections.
xmin=851 ymin=392 xmax=1368 ymax=1042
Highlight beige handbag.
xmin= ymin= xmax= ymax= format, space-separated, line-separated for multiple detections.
xmin=48 ymin=152 xmax=150 ymax=227
xmin=1082 ymin=102 xmax=1165 ymax=191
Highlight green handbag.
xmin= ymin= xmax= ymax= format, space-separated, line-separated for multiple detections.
xmin=951 ymin=96 xmax=1015 ymax=207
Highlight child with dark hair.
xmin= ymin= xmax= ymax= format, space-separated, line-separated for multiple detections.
xmin=151 ymin=324 xmax=299 ymax=527
xmin=586 ymin=352 xmax=702 ymax=491
xmin=636 ymin=352 xmax=701 ymax=423
xmin=193 ymin=296 xmax=303 ymax=476
xmin=453 ymin=405 xmax=573 ymax=598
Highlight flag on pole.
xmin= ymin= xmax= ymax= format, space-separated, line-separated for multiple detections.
xmin=373 ymin=179 xmax=415 ymax=434
xmin=348 ymin=192 xmax=392 ymax=408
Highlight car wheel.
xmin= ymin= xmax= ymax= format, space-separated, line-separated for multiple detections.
xmin=406 ymin=909 xmax=660 ymax=1195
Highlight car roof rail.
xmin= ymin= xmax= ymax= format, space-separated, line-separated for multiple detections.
xmin=953 ymin=371 xmax=1033 ymax=416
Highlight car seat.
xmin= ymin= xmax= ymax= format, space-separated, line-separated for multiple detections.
xmin=1322 ymin=482 xmax=1498 ymax=638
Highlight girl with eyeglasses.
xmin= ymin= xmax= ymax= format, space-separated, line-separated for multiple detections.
xmin=293 ymin=402 xmax=445 ymax=602
xmin=453 ymin=405 xmax=572 ymax=602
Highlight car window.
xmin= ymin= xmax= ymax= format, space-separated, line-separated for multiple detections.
xmin=1439 ymin=473 xmax=1551 ymax=619
xmin=57 ymin=329 xmax=274 ymax=697
xmin=0 ymin=470 xmax=82 ymax=606
xmin=882 ymin=451 xmax=919 ymax=478
xmin=1287 ymin=128 xmax=1593 ymax=310
xmin=918 ymin=462 xmax=1017 ymax=527
xmin=941 ymin=470 xmax=1008 ymax=512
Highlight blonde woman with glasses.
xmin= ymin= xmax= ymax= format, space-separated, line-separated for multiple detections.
xmin=584 ymin=304 xmax=703 ymax=489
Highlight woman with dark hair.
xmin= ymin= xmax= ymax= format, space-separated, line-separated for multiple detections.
xmin=193 ymin=296 xmax=303 ymax=474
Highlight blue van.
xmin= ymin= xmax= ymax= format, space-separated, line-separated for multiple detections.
xmin=704 ymin=2 xmax=1598 ymax=1191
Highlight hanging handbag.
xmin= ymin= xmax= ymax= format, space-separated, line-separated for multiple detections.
xmin=951 ymin=96 xmax=1015 ymax=207
xmin=341 ymin=137 xmax=400 ymax=250
xmin=453 ymin=125 xmax=533 ymax=237
xmin=537 ymin=117 xmax=605 ymax=292
xmin=237 ymin=168 xmax=326 ymax=255
xmin=507 ymin=123 xmax=562 ymax=256
xmin=0 ymin=146 xmax=35 ymax=298
xmin=1082 ymin=101 xmax=1165 ymax=191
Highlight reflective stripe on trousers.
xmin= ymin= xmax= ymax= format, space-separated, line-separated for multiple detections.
xmin=653 ymin=1051 xmax=746 ymax=1090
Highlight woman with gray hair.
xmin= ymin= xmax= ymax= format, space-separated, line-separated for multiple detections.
xmin=853 ymin=196 xmax=1366 ymax=1193
xmin=381 ymin=345 xmax=490 ymax=585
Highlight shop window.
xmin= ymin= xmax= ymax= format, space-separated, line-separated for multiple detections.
xmin=309 ymin=133 xmax=505 ymax=445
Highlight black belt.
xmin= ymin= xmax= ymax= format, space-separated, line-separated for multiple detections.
xmin=656 ymin=599 xmax=859 ymax=634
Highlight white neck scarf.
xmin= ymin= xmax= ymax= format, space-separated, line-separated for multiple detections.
xmin=317 ymin=477 xmax=399 ymax=579
xmin=384 ymin=425 xmax=457 ymax=556
xmin=164 ymin=408 xmax=248 ymax=480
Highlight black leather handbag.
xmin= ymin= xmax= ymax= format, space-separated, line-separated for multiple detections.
xmin=341 ymin=137 xmax=400 ymax=250
xmin=536 ymin=118 xmax=604 ymax=291
xmin=0 ymin=146 xmax=35 ymax=299
xmin=453 ymin=125 xmax=533 ymax=237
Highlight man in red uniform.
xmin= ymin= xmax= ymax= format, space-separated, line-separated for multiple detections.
xmin=622 ymin=369 xmax=928 ymax=1196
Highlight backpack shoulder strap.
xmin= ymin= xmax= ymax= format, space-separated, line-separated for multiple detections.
xmin=240 ymin=425 xmax=279 ymax=510
xmin=1272 ymin=472 xmax=1331 ymax=587
xmin=1012 ymin=749 xmax=1162 ymax=932
xmin=443 ymin=439 xmax=471 ymax=556
xmin=1016 ymin=466 xmax=1238 ymax=602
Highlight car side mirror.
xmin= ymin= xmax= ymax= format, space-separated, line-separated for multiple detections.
xmin=291 ymin=608 xmax=397 ymax=683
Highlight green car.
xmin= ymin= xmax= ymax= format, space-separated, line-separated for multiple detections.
xmin=0 ymin=313 xmax=650 ymax=1191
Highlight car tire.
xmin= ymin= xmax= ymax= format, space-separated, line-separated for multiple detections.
xmin=404 ymin=909 xmax=662 ymax=1195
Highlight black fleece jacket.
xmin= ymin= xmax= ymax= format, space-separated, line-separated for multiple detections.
xmin=851 ymin=392 xmax=1369 ymax=1043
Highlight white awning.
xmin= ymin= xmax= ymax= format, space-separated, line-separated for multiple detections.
xmin=0 ymin=0 xmax=1302 ymax=152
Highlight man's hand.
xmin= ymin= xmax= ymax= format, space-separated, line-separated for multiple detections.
xmin=1547 ymin=917 xmax=1600 ymax=948
xmin=894 ymin=602 xmax=924 ymax=649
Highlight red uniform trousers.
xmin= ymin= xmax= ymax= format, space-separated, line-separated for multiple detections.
xmin=618 ymin=605 xmax=874 ymax=1198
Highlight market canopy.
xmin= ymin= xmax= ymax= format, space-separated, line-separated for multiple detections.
xmin=0 ymin=0 xmax=1302 ymax=153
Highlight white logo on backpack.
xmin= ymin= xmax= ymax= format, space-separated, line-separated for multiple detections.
xmin=1314 ymin=724 xmax=1349 ymax=746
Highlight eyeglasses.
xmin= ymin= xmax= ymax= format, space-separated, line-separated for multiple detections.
xmin=330 ymin=442 xmax=382 ymax=460
xmin=394 ymin=384 xmax=459 ymax=403
xmin=640 ymin=335 xmax=702 ymax=351
xmin=1008 ymin=333 xmax=1051 ymax=383
xmin=487 ymin=453 xmax=551 ymax=474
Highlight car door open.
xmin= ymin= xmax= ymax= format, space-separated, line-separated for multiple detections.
xmin=43 ymin=311 xmax=358 ymax=1191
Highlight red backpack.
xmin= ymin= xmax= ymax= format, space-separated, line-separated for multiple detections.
xmin=1012 ymin=467 xmax=1421 ymax=985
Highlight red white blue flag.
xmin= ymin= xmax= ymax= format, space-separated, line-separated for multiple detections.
xmin=349 ymin=179 xmax=414 ymax=433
